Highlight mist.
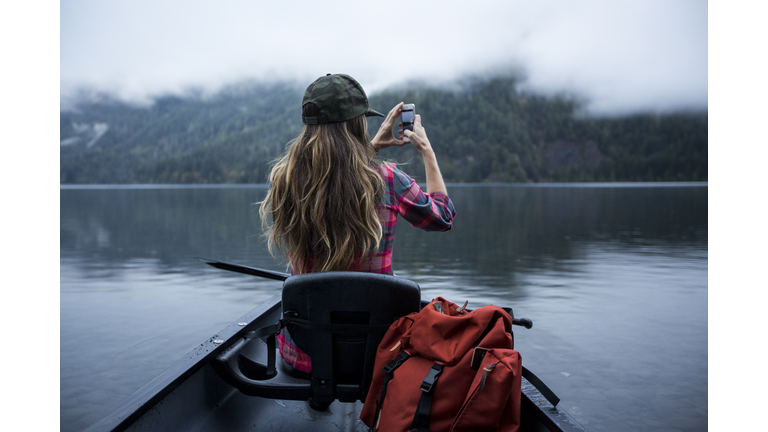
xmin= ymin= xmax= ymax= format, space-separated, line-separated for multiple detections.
xmin=61 ymin=0 xmax=707 ymax=115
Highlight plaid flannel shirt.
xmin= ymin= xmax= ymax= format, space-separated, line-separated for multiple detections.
xmin=280 ymin=162 xmax=456 ymax=373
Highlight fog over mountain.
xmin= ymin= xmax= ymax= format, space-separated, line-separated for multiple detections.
xmin=61 ymin=0 xmax=707 ymax=116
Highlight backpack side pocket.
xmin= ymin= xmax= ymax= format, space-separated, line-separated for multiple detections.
xmin=451 ymin=348 xmax=522 ymax=432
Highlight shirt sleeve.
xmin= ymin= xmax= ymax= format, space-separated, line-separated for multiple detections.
xmin=390 ymin=165 xmax=456 ymax=231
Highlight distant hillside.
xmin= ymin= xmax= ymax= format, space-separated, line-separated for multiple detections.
xmin=60 ymin=76 xmax=707 ymax=184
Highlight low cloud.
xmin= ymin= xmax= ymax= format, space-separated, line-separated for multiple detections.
xmin=61 ymin=122 xmax=110 ymax=148
xmin=61 ymin=0 xmax=707 ymax=115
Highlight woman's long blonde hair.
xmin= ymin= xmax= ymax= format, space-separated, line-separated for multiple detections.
xmin=259 ymin=103 xmax=384 ymax=273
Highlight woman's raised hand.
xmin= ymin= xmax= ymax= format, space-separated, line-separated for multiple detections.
xmin=372 ymin=103 xmax=445 ymax=194
xmin=401 ymin=114 xmax=433 ymax=156
xmin=372 ymin=102 xmax=408 ymax=151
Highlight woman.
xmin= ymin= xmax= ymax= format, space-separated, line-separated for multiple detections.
xmin=259 ymin=73 xmax=456 ymax=374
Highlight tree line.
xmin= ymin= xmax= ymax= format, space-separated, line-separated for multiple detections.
xmin=60 ymin=76 xmax=707 ymax=184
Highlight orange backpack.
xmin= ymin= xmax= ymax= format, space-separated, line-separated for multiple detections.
xmin=360 ymin=297 xmax=523 ymax=432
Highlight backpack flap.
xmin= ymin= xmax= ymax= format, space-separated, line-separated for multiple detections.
xmin=409 ymin=297 xmax=514 ymax=365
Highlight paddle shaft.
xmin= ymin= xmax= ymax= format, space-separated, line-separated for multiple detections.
xmin=194 ymin=257 xmax=289 ymax=281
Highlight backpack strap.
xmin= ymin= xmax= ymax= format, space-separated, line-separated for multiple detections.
xmin=410 ymin=362 xmax=444 ymax=432
xmin=370 ymin=351 xmax=411 ymax=432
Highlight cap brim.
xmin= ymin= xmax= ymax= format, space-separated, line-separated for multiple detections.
xmin=365 ymin=108 xmax=385 ymax=118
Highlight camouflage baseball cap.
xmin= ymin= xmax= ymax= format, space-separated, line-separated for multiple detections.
xmin=302 ymin=74 xmax=384 ymax=125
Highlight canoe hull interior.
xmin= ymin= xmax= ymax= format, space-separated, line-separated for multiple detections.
xmin=85 ymin=294 xmax=587 ymax=432
xmin=125 ymin=363 xmax=369 ymax=432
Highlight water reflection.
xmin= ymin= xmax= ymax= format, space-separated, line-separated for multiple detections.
xmin=61 ymin=186 xmax=277 ymax=273
xmin=392 ymin=185 xmax=706 ymax=288
xmin=61 ymin=184 xmax=706 ymax=282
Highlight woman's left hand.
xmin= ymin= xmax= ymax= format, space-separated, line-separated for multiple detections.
xmin=371 ymin=102 xmax=408 ymax=152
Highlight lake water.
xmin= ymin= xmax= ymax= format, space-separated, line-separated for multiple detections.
xmin=60 ymin=183 xmax=708 ymax=431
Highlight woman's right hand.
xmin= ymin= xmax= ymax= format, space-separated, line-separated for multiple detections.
xmin=403 ymin=113 xmax=447 ymax=195
xmin=401 ymin=114 xmax=434 ymax=156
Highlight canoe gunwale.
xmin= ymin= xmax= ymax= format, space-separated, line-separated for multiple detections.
xmin=521 ymin=377 xmax=587 ymax=431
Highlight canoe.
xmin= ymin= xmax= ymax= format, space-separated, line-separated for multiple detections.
xmin=83 ymin=262 xmax=588 ymax=432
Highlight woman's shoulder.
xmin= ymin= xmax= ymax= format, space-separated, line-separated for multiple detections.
xmin=376 ymin=161 xmax=394 ymax=173
xmin=377 ymin=162 xmax=412 ymax=182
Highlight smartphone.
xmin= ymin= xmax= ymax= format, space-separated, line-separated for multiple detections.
xmin=401 ymin=104 xmax=415 ymax=132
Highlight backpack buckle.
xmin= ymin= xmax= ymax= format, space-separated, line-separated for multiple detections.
xmin=420 ymin=364 xmax=444 ymax=392
xmin=384 ymin=352 xmax=410 ymax=374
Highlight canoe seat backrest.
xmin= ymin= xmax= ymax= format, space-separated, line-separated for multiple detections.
xmin=282 ymin=271 xmax=421 ymax=404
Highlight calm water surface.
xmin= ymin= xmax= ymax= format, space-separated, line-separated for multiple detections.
xmin=60 ymin=183 xmax=707 ymax=431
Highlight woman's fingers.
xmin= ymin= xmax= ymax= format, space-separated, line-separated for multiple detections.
xmin=373 ymin=103 xmax=417 ymax=148
xmin=396 ymin=128 xmax=408 ymax=142
xmin=385 ymin=102 xmax=404 ymax=123
xmin=414 ymin=114 xmax=424 ymax=132
xmin=402 ymin=129 xmax=412 ymax=142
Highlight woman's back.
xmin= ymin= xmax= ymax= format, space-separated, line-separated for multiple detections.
xmin=260 ymin=74 xmax=455 ymax=275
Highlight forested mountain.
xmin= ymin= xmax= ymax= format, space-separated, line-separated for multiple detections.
xmin=60 ymin=76 xmax=707 ymax=184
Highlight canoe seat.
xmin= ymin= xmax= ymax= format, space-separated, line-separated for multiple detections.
xmin=213 ymin=271 xmax=421 ymax=407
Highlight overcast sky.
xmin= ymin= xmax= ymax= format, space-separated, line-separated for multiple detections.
xmin=61 ymin=0 xmax=707 ymax=115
